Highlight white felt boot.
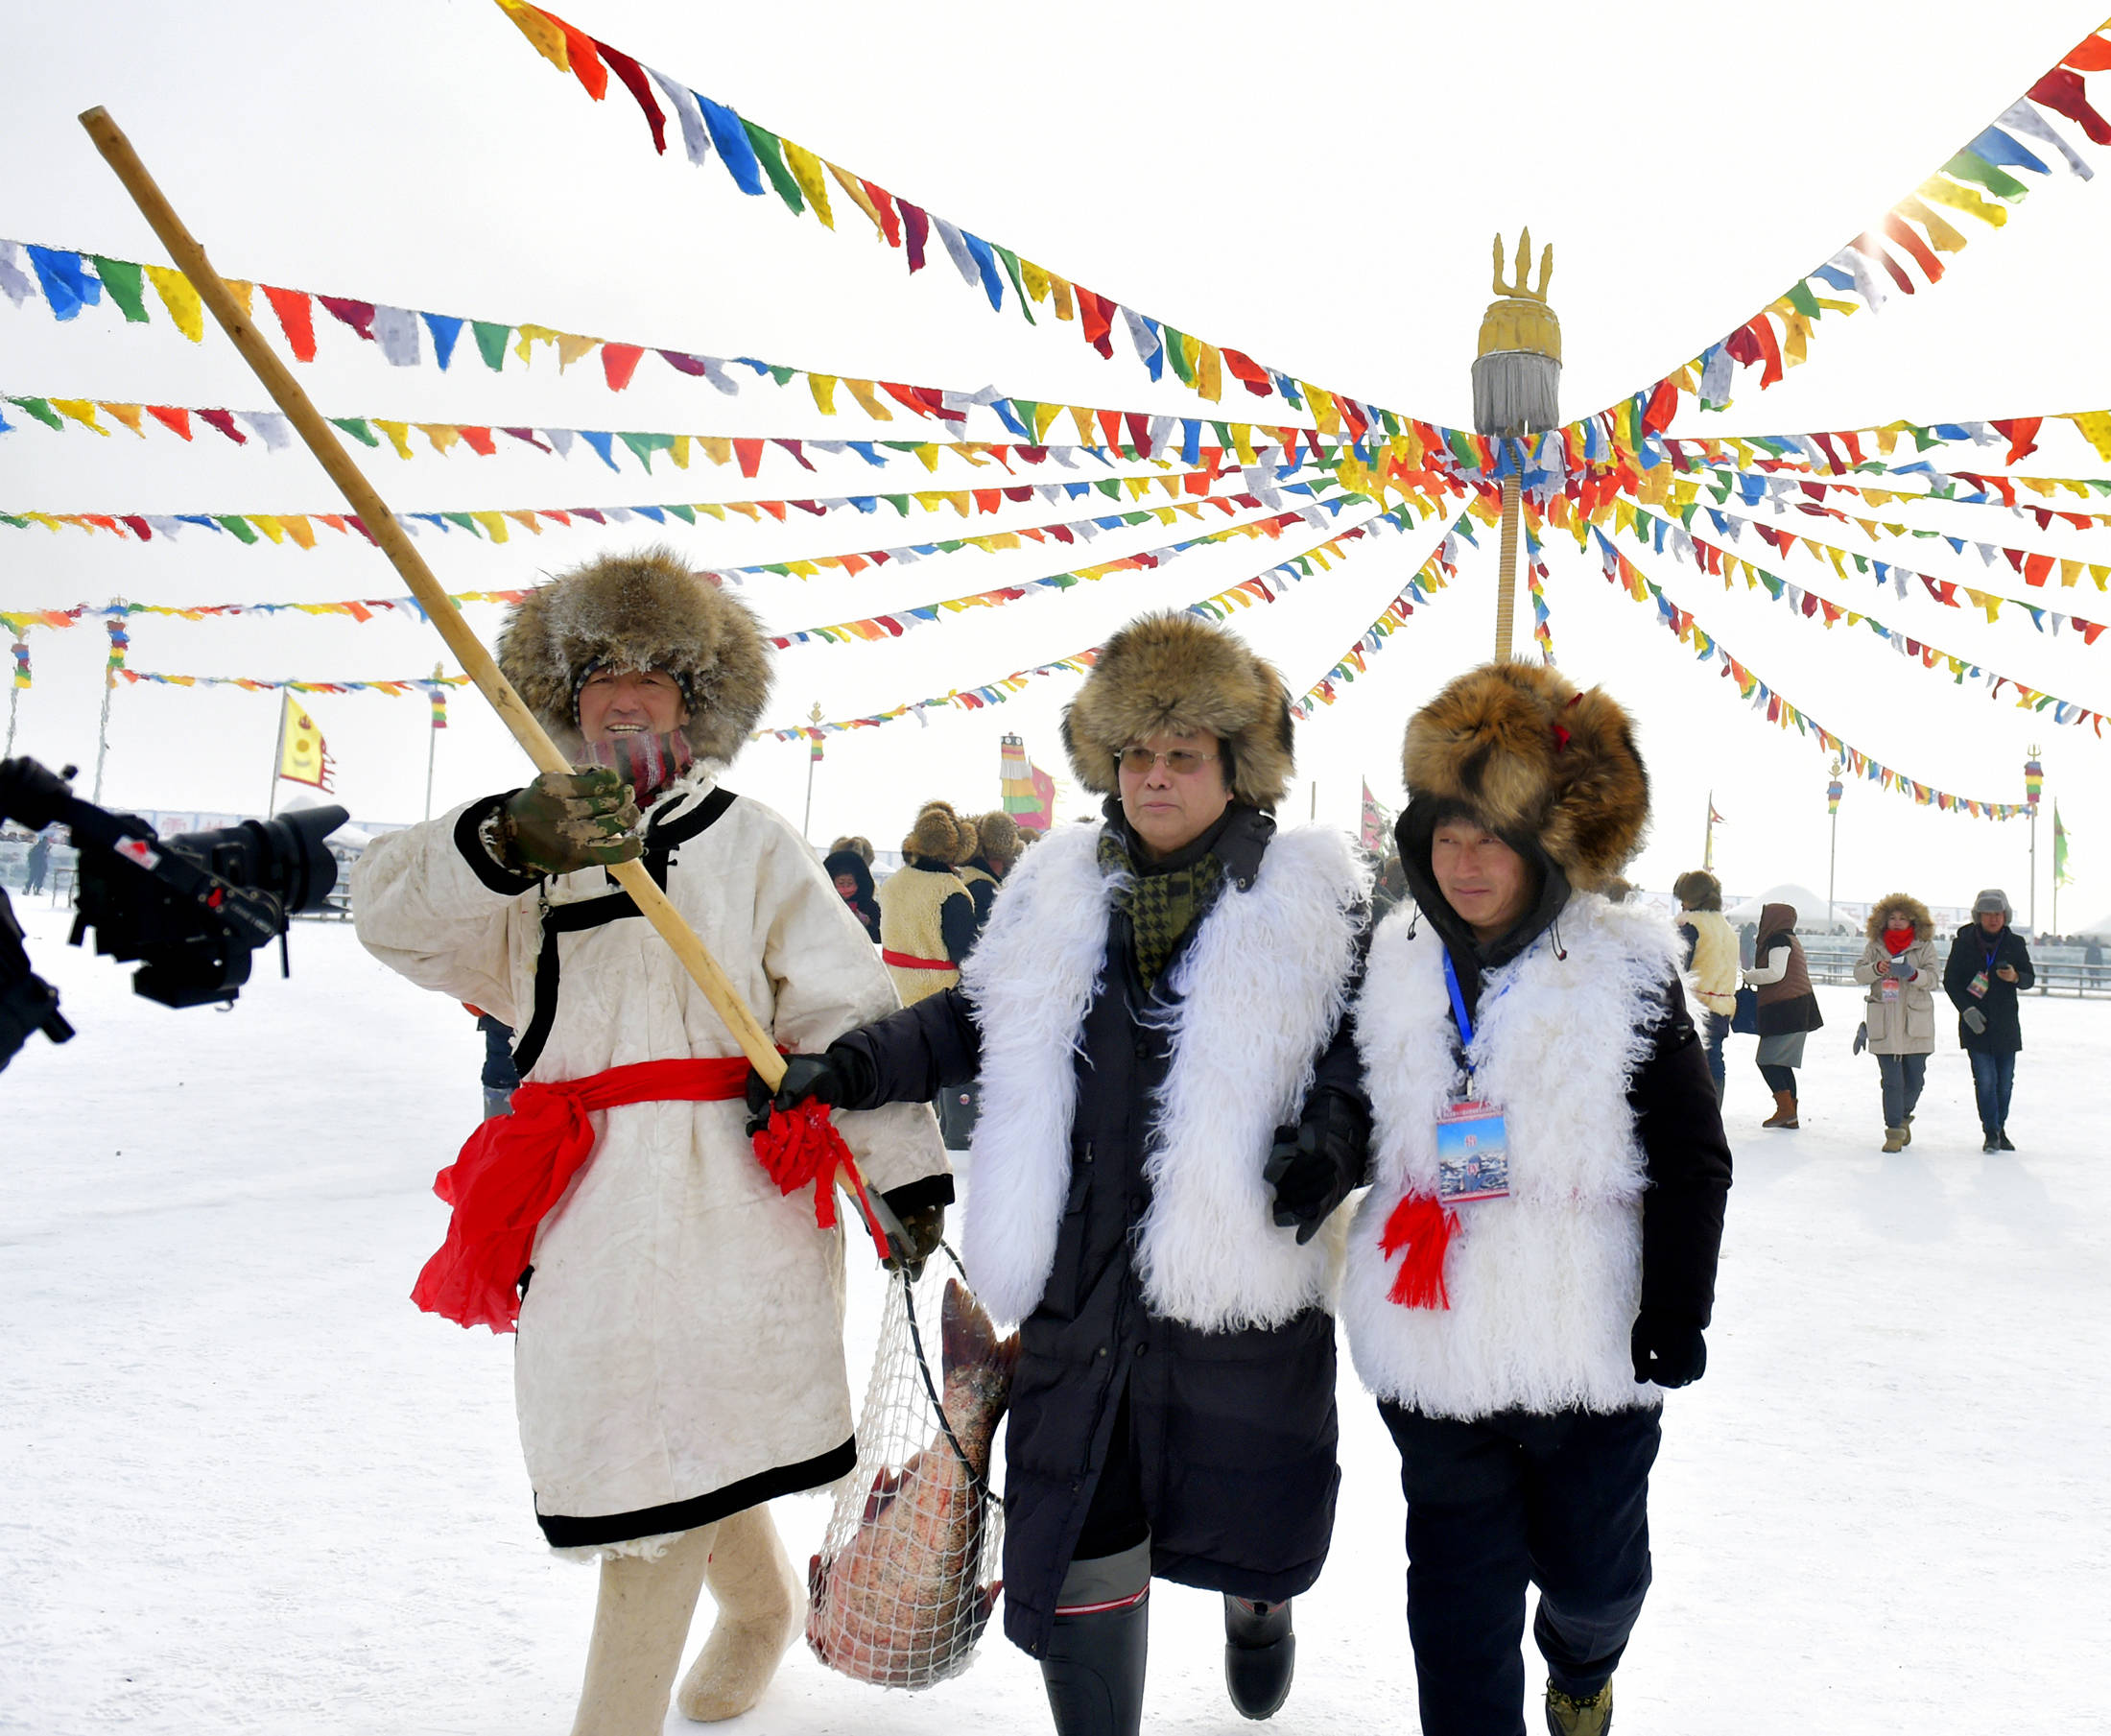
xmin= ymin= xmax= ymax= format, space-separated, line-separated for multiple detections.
xmin=569 ymin=1524 xmax=717 ymax=1736
xmin=676 ymin=1505 xmax=805 ymax=1723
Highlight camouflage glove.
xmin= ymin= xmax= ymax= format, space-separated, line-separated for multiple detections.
xmin=499 ymin=769 xmax=642 ymax=876
xmin=881 ymin=1195 xmax=946 ymax=1283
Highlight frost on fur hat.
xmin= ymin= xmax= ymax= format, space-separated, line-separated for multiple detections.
xmin=496 ymin=546 xmax=772 ymax=763
xmin=1402 ymin=661 xmax=1648 ymax=892
xmin=1059 ymin=610 xmax=1294 ymax=809
xmin=903 ymin=800 xmax=976 ymax=864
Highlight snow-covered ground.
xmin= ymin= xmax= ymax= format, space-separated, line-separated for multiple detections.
xmin=4 ymin=902 xmax=2105 ymax=1734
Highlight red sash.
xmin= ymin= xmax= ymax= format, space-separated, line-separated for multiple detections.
xmin=413 ymin=1056 xmax=882 ymax=1333
xmin=881 ymin=948 xmax=955 ymax=971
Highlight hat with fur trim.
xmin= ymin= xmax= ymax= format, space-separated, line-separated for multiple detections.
xmin=496 ymin=546 xmax=772 ymax=764
xmin=903 ymin=800 xmax=976 ymax=865
xmin=1401 ymin=661 xmax=1648 ymax=892
xmin=1059 ymin=610 xmax=1294 ymax=809
xmin=971 ymin=810 xmax=1024 ymax=866
xmin=1866 ymin=892 xmax=1933 ymax=941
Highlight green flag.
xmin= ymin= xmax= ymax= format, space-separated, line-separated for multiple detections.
xmin=2053 ymin=802 xmax=2073 ymax=886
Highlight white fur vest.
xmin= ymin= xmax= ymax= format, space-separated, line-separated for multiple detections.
xmin=960 ymin=820 xmax=1368 ymax=1331
xmin=1343 ymin=893 xmax=1682 ymax=1419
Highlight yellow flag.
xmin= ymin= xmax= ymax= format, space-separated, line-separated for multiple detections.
xmin=144 ymin=265 xmax=203 ymax=340
xmin=783 ymin=141 xmax=835 ymax=228
xmin=277 ymin=694 xmax=331 ymax=790
xmin=495 ymin=0 xmax=570 ymax=70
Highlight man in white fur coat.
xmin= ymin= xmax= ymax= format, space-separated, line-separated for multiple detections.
xmin=352 ymin=550 xmax=951 ymax=1736
xmin=755 ymin=610 xmax=1372 ymax=1736
xmin=1341 ymin=662 xmax=1732 ymax=1736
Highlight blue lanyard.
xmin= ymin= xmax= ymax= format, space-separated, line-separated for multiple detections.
xmin=1441 ymin=948 xmax=1479 ymax=1048
xmin=1982 ymin=940 xmax=2002 ymax=972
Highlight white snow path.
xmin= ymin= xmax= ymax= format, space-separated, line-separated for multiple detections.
xmin=2 ymin=905 xmax=2104 ymax=1734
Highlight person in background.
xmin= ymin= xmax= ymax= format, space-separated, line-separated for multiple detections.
xmin=22 ymin=829 xmax=52 ymax=897
xmin=877 ymin=801 xmax=978 ymax=1007
xmin=822 ymin=835 xmax=882 ymax=943
xmin=468 ymin=1006 xmax=520 ymax=1120
xmin=1743 ymin=901 xmax=1822 ymax=1129
xmin=1370 ymin=853 xmax=1409 ymax=922
xmin=1850 ymin=894 xmax=1939 ymax=1153
xmin=1944 ymin=889 xmax=2035 ymax=1153
xmin=1672 ymin=870 xmax=1739 ymax=1103
xmin=959 ymin=810 xmax=1025 ymax=937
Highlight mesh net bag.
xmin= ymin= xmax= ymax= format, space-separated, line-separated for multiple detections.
xmin=805 ymin=1254 xmax=1015 ymax=1690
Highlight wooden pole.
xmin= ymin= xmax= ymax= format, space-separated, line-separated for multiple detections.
xmin=78 ymin=107 xmax=794 ymax=1091
xmin=1493 ymin=470 xmax=1521 ymax=661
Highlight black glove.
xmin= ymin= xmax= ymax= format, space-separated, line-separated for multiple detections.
xmin=499 ymin=769 xmax=642 ymax=876
xmin=1631 ymin=1309 xmax=1708 ymax=1387
xmin=1263 ymin=1088 xmax=1370 ymax=1246
xmin=742 ymin=1045 xmax=878 ymax=1137
xmin=1961 ymin=1005 xmax=1987 ymax=1035
xmin=881 ymin=1195 xmax=946 ymax=1282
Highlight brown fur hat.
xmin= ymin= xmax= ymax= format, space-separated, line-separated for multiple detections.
xmin=1673 ymin=868 xmax=1722 ymax=911
xmin=971 ymin=810 xmax=1024 ymax=866
xmin=1060 ymin=611 xmax=1294 ymax=810
xmin=828 ymin=834 xmax=875 ymax=866
xmin=1402 ymin=661 xmax=1648 ymax=892
xmin=1866 ymin=892 xmax=1934 ymax=942
xmin=904 ymin=800 xmax=976 ymax=864
xmin=496 ymin=546 xmax=772 ymax=764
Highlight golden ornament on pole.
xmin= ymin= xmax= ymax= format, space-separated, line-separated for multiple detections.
xmin=1473 ymin=230 xmax=1561 ymax=662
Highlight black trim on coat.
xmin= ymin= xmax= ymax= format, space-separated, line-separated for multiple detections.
xmin=510 ymin=785 xmax=741 ymax=1075
xmin=452 ymin=792 xmax=543 ymax=895
xmin=535 ymin=1435 xmax=856 ymax=1549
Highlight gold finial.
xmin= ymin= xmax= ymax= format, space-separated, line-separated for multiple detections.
xmin=1478 ymin=229 xmax=1560 ymax=362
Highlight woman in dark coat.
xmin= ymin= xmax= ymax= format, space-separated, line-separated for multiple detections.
xmin=756 ymin=612 xmax=1371 ymax=1736
xmin=1742 ymin=899 xmax=1822 ymax=1129
xmin=822 ymin=837 xmax=882 ymax=942
xmin=1943 ymin=887 xmax=2035 ymax=1152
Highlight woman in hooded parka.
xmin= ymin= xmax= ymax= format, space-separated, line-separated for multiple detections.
xmin=1341 ymin=662 xmax=1733 ymax=1736
xmin=352 ymin=549 xmax=951 ymax=1736
xmin=1851 ymin=892 xmax=1940 ymax=1151
xmin=755 ymin=611 xmax=1372 ymax=1736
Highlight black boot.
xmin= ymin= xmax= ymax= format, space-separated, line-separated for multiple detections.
xmin=1223 ymin=1595 xmax=1295 ymax=1721
xmin=1040 ymin=1597 xmax=1149 ymax=1736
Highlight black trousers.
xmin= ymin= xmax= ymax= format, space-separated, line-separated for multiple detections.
xmin=1380 ymin=1401 xmax=1661 ymax=1736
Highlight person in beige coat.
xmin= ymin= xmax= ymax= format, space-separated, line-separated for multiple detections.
xmin=352 ymin=549 xmax=950 ymax=1736
xmin=1672 ymin=869 xmax=1739 ymax=1103
xmin=1852 ymin=892 xmax=1940 ymax=1152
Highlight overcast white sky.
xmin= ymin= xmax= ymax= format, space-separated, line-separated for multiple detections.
xmin=4 ymin=0 xmax=2109 ymax=926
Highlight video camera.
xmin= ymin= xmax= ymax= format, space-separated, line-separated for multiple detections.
xmin=0 ymin=755 xmax=345 ymax=1074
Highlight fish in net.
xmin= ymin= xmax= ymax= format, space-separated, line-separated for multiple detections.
xmin=807 ymin=1267 xmax=1018 ymax=1689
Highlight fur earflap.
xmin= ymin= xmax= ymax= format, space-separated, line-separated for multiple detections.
xmin=903 ymin=800 xmax=975 ymax=864
xmin=1865 ymin=892 xmax=1934 ymax=942
xmin=1060 ymin=611 xmax=1294 ymax=809
xmin=971 ymin=811 xmax=1023 ymax=865
xmin=496 ymin=546 xmax=772 ymax=764
xmin=1402 ymin=662 xmax=1648 ymax=892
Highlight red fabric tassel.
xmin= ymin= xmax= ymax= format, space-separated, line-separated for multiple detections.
xmin=1379 ymin=1193 xmax=1459 ymax=1310
xmin=750 ymin=1101 xmax=889 ymax=1260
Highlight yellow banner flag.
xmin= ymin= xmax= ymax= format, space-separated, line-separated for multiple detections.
xmin=278 ymin=694 xmax=331 ymax=790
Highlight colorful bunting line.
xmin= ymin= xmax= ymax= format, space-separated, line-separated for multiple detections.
xmin=1660 ymin=409 xmax=2111 ymax=474
xmin=1590 ymin=19 xmax=2111 ymax=426
xmin=1290 ymin=511 xmax=1479 ymax=719
xmin=488 ymin=0 xmax=1426 ymax=431
xmin=1679 ymin=463 xmax=2111 ymax=532
xmin=1589 ymin=509 xmax=2109 ymax=734
xmin=2 ymin=593 xmax=533 ymax=637
xmin=116 ymin=670 xmax=470 ymax=697
xmin=1601 ymin=538 xmax=2033 ymax=820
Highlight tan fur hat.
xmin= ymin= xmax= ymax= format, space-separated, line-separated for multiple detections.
xmin=496 ymin=546 xmax=771 ymax=764
xmin=1865 ymin=892 xmax=1933 ymax=942
xmin=971 ymin=811 xmax=1023 ymax=866
xmin=1059 ymin=610 xmax=1294 ymax=809
xmin=903 ymin=800 xmax=976 ymax=864
xmin=828 ymin=834 xmax=875 ymax=866
xmin=1402 ymin=661 xmax=1648 ymax=892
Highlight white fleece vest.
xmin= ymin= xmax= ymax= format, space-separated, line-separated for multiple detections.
xmin=1343 ymin=894 xmax=1683 ymax=1419
xmin=960 ymin=820 xmax=1368 ymax=1330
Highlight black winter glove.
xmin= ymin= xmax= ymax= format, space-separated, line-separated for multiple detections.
xmin=742 ymin=1046 xmax=879 ymax=1137
xmin=1961 ymin=1005 xmax=1988 ymax=1035
xmin=1263 ymin=1088 xmax=1370 ymax=1246
xmin=1630 ymin=1308 xmax=1708 ymax=1388
xmin=880 ymin=1195 xmax=947 ymax=1282
xmin=499 ymin=769 xmax=642 ymax=876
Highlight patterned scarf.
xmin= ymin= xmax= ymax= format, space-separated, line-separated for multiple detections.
xmin=1098 ymin=825 xmax=1226 ymax=991
xmin=576 ymin=728 xmax=696 ymax=806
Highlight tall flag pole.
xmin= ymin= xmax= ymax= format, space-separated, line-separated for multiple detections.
xmin=92 ymin=607 xmax=127 ymax=804
xmin=4 ymin=637 xmax=27 ymax=758
xmin=1827 ymin=760 xmax=1845 ymax=928
xmin=999 ymin=732 xmax=1055 ymax=833
xmin=1473 ymin=230 xmax=1559 ymax=662
xmin=2053 ymin=800 xmax=2073 ymax=935
xmin=2025 ymin=749 xmax=2044 ymax=931
xmin=1703 ymin=790 xmax=1721 ymax=873
xmin=423 ymin=660 xmax=446 ymax=821
xmin=800 ymin=701 xmax=823 ymax=840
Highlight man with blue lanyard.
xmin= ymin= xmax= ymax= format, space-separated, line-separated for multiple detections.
xmin=1943 ymin=889 xmax=2035 ymax=1153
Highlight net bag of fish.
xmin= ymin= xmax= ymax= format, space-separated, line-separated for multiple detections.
xmin=806 ymin=1266 xmax=1018 ymax=1690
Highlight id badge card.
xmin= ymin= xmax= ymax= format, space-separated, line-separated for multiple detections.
xmin=1435 ymin=1100 xmax=1511 ymax=1203
xmin=1880 ymin=978 xmax=1903 ymax=1002
xmin=1968 ymin=970 xmax=1990 ymax=999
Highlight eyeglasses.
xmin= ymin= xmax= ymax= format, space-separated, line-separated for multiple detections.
xmin=1116 ymin=747 xmax=1219 ymax=776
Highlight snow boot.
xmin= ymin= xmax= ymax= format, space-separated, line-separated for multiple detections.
xmin=1223 ymin=1595 xmax=1294 ymax=1720
xmin=1546 ymin=1678 xmax=1614 ymax=1735
xmin=1997 ymin=1130 xmax=2016 ymax=1152
xmin=570 ymin=1523 xmax=716 ymax=1736
xmin=1882 ymin=1126 xmax=1906 ymax=1153
xmin=1041 ymin=1596 xmax=1150 ymax=1736
xmin=675 ymin=1505 xmax=803 ymax=1723
xmin=1901 ymin=1113 xmax=1914 ymax=1147
xmin=1762 ymin=1089 xmax=1798 ymax=1130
